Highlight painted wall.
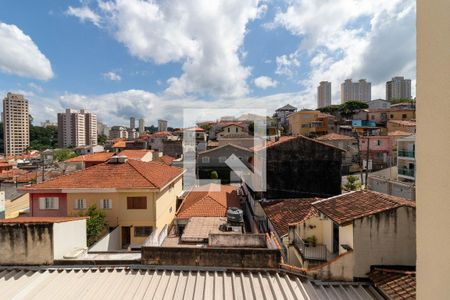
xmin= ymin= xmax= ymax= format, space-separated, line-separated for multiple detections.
xmin=338 ymin=224 xmax=353 ymax=254
xmin=53 ymin=219 xmax=87 ymax=259
xmin=89 ymin=226 xmax=121 ymax=251
xmin=322 ymin=218 xmax=334 ymax=252
xmin=307 ymin=251 xmax=355 ymax=281
xmin=0 ymin=223 xmax=53 ymax=265
xmin=352 ymin=206 xmax=416 ymax=278
xmin=154 ymin=177 xmax=182 ymax=230
xmin=31 ymin=193 xmax=67 ymax=217
xmin=5 ymin=193 xmax=30 ymax=219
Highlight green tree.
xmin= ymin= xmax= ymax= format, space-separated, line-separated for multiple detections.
xmin=210 ymin=170 xmax=219 ymax=179
xmin=343 ymin=175 xmax=362 ymax=191
xmin=79 ymin=205 xmax=107 ymax=247
xmin=54 ymin=149 xmax=77 ymax=161
xmin=340 ymin=101 xmax=369 ymax=118
xmin=29 ymin=125 xmax=58 ymax=150
xmin=97 ymin=134 xmax=108 ymax=145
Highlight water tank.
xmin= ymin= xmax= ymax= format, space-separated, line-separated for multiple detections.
xmin=227 ymin=207 xmax=243 ymax=223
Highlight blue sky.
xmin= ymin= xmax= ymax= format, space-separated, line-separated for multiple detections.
xmin=0 ymin=0 xmax=416 ymax=127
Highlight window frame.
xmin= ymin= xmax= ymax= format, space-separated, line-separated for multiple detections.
xmin=134 ymin=226 xmax=153 ymax=237
xmin=100 ymin=199 xmax=112 ymax=210
xmin=39 ymin=197 xmax=59 ymax=210
xmin=127 ymin=196 xmax=147 ymax=209
xmin=74 ymin=198 xmax=86 ymax=210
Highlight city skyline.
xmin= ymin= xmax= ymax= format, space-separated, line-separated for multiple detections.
xmin=0 ymin=1 xmax=415 ymax=127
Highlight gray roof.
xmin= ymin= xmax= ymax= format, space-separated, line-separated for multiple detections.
xmin=0 ymin=266 xmax=383 ymax=299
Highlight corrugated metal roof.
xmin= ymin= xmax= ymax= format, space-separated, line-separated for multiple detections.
xmin=0 ymin=266 xmax=383 ymax=300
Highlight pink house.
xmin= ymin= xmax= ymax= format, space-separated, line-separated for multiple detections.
xmin=359 ymin=136 xmax=393 ymax=170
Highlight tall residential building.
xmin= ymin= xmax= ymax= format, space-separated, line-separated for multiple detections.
xmin=317 ymin=81 xmax=332 ymax=108
xmin=2 ymin=93 xmax=29 ymax=156
xmin=158 ymin=119 xmax=167 ymax=132
xmin=340 ymin=79 xmax=371 ymax=103
xmin=57 ymin=109 xmax=97 ymax=148
xmin=130 ymin=117 xmax=136 ymax=129
xmin=386 ymin=76 xmax=412 ymax=101
xmin=97 ymin=122 xmax=110 ymax=136
xmin=139 ymin=118 xmax=145 ymax=135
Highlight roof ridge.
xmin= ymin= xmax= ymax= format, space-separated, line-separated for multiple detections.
xmin=127 ymin=160 xmax=159 ymax=188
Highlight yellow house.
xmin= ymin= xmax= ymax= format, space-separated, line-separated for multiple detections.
xmin=24 ymin=156 xmax=184 ymax=247
xmin=288 ymin=110 xmax=335 ymax=136
xmin=217 ymin=124 xmax=248 ymax=138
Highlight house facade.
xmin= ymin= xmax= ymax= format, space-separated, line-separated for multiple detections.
xmin=288 ymin=110 xmax=336 ymax=137
xmin=288 ymin=191 xmax=416 ymax=281
xmin=359 ymin=135 xmax=394 ymax=170
xmin=23 ymin=158 xmax=183 ymax=248
xmin=316 ymin=133 xmax=360 ymax=174
xmin=397 ymin=135 xmax=416 ymax=182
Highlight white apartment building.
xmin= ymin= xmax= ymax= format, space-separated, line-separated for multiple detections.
xmin=57 ymin=109 xmax=97 ymax=148
xmin=340 ymin=79 xmax=371 ymax=103
xmin=109 ymin=126 xmax=128 ymax=139
xmin=130 ymin=117 xmax=136 ymax=129
xmin=317 ymin=81 xmax=332 ymax=108
xmin=386 ymin=76 xmax=412 ymax=101
xmin=2 ymin=93 xmax=29 ymax=156
xmin=397 ymin=135 xmax=415 ymax=181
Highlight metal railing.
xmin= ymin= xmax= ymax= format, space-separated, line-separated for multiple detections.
xmin=398 ymin=168 xmax=415 ymax=177
xmin=293 ymin=232 xmax=328 ymax=261
xmin=398 ymin=150 xmax=415 ymax=158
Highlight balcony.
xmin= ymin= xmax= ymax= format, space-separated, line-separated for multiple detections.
xmin=398 ymin=168 xmax=415 ymax=177
xmin=293 ymin=232 xmax=328 ymax=261
xmin=398 ymin=150 xmax=415 ymax=158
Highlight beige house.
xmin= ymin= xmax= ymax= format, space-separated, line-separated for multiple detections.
xmin=288 ymin=190 xmax=416 ymax=281
xmin=24 ymin=156 xmax=184 ymax=248
xmin=217 ymin=124 xmax=249 ymax=139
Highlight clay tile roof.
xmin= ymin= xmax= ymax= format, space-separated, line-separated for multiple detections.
xmin=316 ymin=133 xmax=355 ymax=141
xmin=65 ymin=152 xmax=114 ymax=163
xmin=388 ymin=130 xmax=413 ymax=137
xmin=261 ymin=198 xmax=319 ymax=237
xmin=112 ymin=140 xmax=127 ymax=148
xmin=23 ymin=160 xmax=183 ymax=191
xmin=312 ymin=190 xmax=415 ymax=225
xmin=0 ymin=217 xmax=88 ymax=224
xmin=176 ymin=184 xmax=240 ymax=218
xmin=153 ymin=155 xmax=176 ymax=165
xmin=251 ymin=135 xmax=345 ymax=152
xmin=369 ymin=268 xmax=416 ymax=299
xmin=118 ymin=149 xmax=153 ymax=159
xmin=388 ymin=120 xmax=416 ymax=127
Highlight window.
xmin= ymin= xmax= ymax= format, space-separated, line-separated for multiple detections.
xmin=227 ymin=127 xmax=230 ymax=132
xmin=74 ymin=199 xmax=86 ymax=210
xmin=127 ymin=197 xmax=147 ymax=209
xmin=100 ymin=199 xmax=112 ymax=209
xmin=219 ymin=156 xmax=227 ymax=163
xmin=402 ymin=114 xmax=407 ymax=119
xmin=134 ymin=226 xmax=153 ymax=237
xmin=371 ymin=115 xmax=375 ymax=120
xmin=390 ymin=114 xmax=394 ymax=118
xmin=202 ymin=156 xmax=210 ymax=163
xmin=235 ymin=127 xmax=238 ymax=133
xmin=39 ymin=197 xmax=59 ymax=210
xmin=377 ymin=140 xmax=382 ymax=146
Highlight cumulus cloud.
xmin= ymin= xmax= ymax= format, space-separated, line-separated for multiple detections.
xmin=66 ymin=6 xmax=101 ymax=27
xmin=68 ymin=0 xmax=263 ymax=98
xmin=275 ymin=52 xmax=301 ymax=78
xmin=0 ymin=22 xmax=53 ymax=80
xmin=27 ymin=89 xmax=306 ymax=127
xmin=102 ymin=71 xmax=121 ymax=81
xmin=254 ymin=76 xmax=278 ymax=89
xmin=273 ymin=0 xmax=416 ymax=103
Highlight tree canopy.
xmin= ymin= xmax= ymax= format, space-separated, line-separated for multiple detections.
xmin=319 ymin=101 xmax=369 ymax=117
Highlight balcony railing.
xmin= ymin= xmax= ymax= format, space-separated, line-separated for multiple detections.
xmin=293 ymin=232 xmax=328 ymax=261
xmin=398 ymin=150 xmax=415 ymax=158
xmin=398 ymin=168 xmax=415 ymax=177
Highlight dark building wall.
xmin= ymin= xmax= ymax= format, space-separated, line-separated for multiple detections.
xmin=141 ymin=246 xmax=281 ymax=268
xmin=163 ymin=141 xmax=183 ymax=158
xmin=263 ymin=137 xmax=342 ymax=199
xmin=0 ymin=223 xmax=53 ymax=265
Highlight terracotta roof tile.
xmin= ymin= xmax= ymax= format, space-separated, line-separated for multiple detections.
xmin=316 ymin=133 xmax=356 ymax=141
xmin=312 ymin=190 xmax=415 ymax=225
xmin=118 ymin=149 xmax=153 ymax=159
xmin=23 ymin=160 xmax=183 ymax=190
xmin=388 ymin=131 xmax=414 ymax=137
xmin=388 ymin=120 xmax=416 ymax=127
xmin=261 ymin=198 xmax=319 ymax=237
xmin=369 ymin=268 xmax=416 ymax=299
xmin=0 ymin=217 xmax=88 ymax=224
xmin=176 ymin=184 xmax=240 ymax=218
xmin=65 ymin=152 xmax=114 ymax=163
xmin=112 ymin=141 xmax=127 ymax=148
xmin=153 ymin=155 xmax=176 ymax=165
xmin=252 ymin=135 xmax=345 ymax=152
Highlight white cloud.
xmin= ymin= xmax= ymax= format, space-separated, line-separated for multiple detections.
xmin=27 ymin=89 xmax=306 ymax=127
xmin=66 ymin=6 xmax=101 ymax=27
xmin=28 ymin=82 xmax=43 ymax=93
xmin=0 ymin=22 xmax=53 ymax=80
xmin=102 ymin=71 xmax=122 ymax=81
xmin=254 ymin=76 xmax=278 ymax=89
xmin=273 ymin=0 xmax=416 ymax=104
xmin=275 ymin=52 xmax=300 ymax=78
xmin=68 ymin=0 xmax=263 ymax=98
